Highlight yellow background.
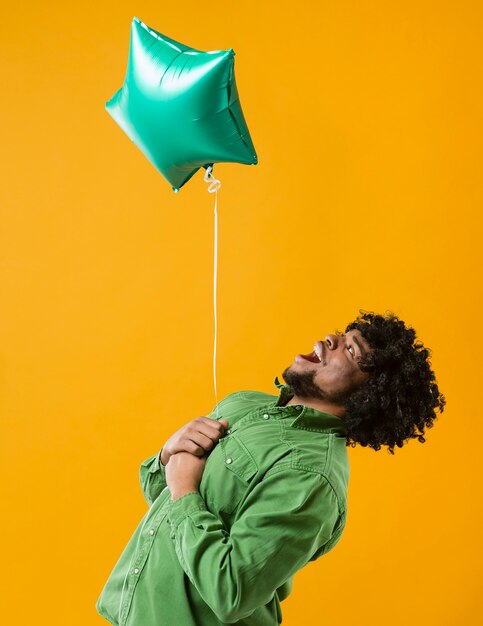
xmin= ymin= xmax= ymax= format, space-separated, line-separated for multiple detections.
xmin=1 ymin=1 xmax=481 ymax=624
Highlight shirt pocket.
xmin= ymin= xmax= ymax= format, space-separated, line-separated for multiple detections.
xmin=202 ymin=434 xmax=258 ymax=514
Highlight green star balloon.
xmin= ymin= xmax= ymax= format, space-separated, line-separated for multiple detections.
xmin=106 ymin=17 xmax=258 ymax=192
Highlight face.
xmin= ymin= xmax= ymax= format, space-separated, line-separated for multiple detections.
xmin=282 ymin=329 xmax=373 ymax=405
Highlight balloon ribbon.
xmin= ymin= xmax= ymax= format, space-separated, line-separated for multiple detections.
xmin=203 ymin=166 xmax=222 ymax=418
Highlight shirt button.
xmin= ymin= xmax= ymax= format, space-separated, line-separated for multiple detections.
xmin=149 ymin=529 xmax=155 ymax=536
xmin=133 ymin=568 xmax=139 ymax=574
xmin=226 ymin=428 xmax=232 ymax=434
xmin=262 ymin=413 xmax=270 ymax=419
xmin=226 ymin=457 xmax=233 ymax=464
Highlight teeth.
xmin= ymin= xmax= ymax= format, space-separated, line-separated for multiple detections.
xmin=313 ymin=343 xmax=322 ymax=362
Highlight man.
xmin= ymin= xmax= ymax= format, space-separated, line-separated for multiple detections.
xmin=96 ymin=310 xmax=445 ymax=626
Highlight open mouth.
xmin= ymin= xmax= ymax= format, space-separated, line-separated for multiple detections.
xmin=295 ymin=341 xmax=324 ymax=364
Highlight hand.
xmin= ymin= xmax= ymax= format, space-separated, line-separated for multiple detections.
xmin=160 ymin=416 xmax=228 ymax=466
xmin=165 ymin=451 xmax=208 ymax=501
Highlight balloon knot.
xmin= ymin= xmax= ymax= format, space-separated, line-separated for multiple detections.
xmin=204 ymin=166 xmax=221 ymax=193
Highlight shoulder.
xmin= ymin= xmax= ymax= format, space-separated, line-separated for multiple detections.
xmin=281 ymin=429 xmax=350 ymax=514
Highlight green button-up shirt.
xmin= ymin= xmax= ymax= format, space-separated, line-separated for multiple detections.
xmin=96 ymin=378 xmax=350 ymax=626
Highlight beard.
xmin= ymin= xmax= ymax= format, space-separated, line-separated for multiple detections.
xmin=281 ymin=365 xmax=355 ymax=405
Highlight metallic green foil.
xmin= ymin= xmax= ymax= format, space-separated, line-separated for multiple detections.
xmin=106 ymin=17 xmax=258 ymax=191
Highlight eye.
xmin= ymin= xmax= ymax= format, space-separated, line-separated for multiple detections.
xmin=347 ymin=345 xmax=355 ymax=358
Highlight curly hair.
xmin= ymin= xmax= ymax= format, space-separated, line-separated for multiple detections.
xmin=338 ymin=310 xmax=446 ymax=455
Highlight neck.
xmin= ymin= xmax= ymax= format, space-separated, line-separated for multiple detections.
xmin=284 ymin=394 xmax=345 ymax=419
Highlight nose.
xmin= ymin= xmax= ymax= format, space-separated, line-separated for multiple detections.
xmin=325 ymin=334 xmax=339 ymax=350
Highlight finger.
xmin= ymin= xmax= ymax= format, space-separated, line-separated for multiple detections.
xmin=192 ymin=420 xmax=226 ymax=445
xmin=182 ymin=435 xmax=214 ymax=457
xmin=189 ymin=430 xmax=218 ymax=452
xmin=196 ymin=416 xmax=227 ymax=435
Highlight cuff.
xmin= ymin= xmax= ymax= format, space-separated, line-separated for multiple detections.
xmin=167 ymin=491 xmax=207 ymax=528
xmin=141 ymin=448 xmax=165 ymax=474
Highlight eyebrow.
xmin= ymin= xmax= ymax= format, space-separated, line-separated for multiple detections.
xmin=352 ymin=335 xmax=367 ymax=358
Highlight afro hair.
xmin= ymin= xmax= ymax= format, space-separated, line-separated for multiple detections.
xmin=340 ymin=310 xmax=446 ymax=455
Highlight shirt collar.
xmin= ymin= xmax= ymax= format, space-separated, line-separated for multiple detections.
xmin=271 ymin=376 xmax=348 ymax=436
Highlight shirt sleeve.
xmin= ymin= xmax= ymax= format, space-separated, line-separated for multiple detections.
xmin=139 ymin=447 xmax=167 ymax=506
xmin=166 ymin=465 xmax=341 ymax=624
